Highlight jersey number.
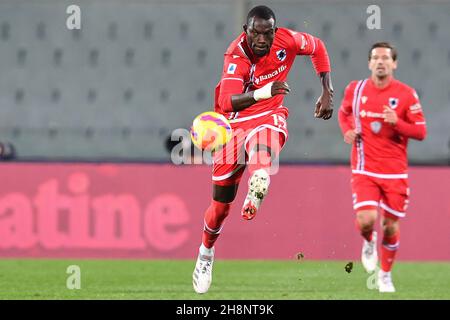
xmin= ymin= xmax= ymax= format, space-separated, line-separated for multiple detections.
xmin=272 ymin=114 xmax=287 ymax=130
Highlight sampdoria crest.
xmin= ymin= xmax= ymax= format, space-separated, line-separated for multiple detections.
xmin=389 ymin=97 xmax=399 ymax=109
xmin=276 ymin=49 xmax=287 ymax=61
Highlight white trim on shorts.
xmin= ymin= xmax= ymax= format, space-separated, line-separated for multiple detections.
xmin=244 ymin=124 xmax=288 ymax=155
xmin=212 ymin=164 xmax=245 ymax=181
xmin=353 ymin=200 xmax=379 ymax=210
xmin=352 ymin=170 xmax=408 ymax=179
xmin=380 ymin=202 xmax=406 ymax=218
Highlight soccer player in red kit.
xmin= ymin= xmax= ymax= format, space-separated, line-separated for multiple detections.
xmin=192 ymin=5 xmax=334 ymax=294
xmin=338 ymin=42 xmax=426 ymax=292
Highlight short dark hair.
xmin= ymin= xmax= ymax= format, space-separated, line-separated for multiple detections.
xmin=247 ymin=5 xmax=276 ymax=25
xmin=369 ymin=42 xmax=398 ymax=61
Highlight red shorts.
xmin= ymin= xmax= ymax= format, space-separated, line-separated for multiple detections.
xmin=351 ymin=173 xmax=410 ymax=219
xmin=212 ymin=109 xmax=288 ymax=186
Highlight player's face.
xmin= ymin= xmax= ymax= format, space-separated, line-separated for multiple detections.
xmin=244 ymin=17 xmax=276 ymax=57
xmin=368 ymin=47 xmax=397 ymax=78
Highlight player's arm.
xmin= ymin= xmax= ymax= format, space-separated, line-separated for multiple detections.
xmin=315 ymin=71 xmax=334 ymax=120
xmin=338 ymin=82 xmax=359 ymax=144
xmin=218 ymin=56 xmax=291 ymax=113
xmin=292 ymin=32 xmax=333 ymax=120
xmin=230 ymin=81 xmax=290 ymax=111
xmin=383 ymin=92 xmax=427 ymax=140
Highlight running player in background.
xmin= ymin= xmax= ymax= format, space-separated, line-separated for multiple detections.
xmin=338 ymin=42 xmax=426 ymax=293
xmin=193 ymin=5 xmax=334 ymax=294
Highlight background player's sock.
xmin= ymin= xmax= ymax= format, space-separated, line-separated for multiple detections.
xmin=380 ymin=231 xmax=400 ymax=272
xmin=202 ymin=200 xmax=231 ymax=249
xmin=355 ymin=219 xmax=373 ymax=242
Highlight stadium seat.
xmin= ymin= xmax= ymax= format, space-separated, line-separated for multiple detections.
xmin=0 ymin=0 xmax=447 ymax=163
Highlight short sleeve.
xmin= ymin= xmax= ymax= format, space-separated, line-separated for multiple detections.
xmin=220 ymin=55 xmax=250 ymax=84
xmin=290 ymin=31 xmax=318 ymax=56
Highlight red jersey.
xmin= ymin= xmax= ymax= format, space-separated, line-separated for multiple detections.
xmin=214 ymin=28 xmax=331 ymax=122
xmin=338 ymin=78 xmax=427 ymax=178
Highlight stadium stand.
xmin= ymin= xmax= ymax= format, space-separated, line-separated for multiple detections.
xmin=0 ymin=0 xmax=448 ymax=163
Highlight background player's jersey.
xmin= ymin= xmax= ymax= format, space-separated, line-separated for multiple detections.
xmin=214 ymin=28 xmax=330 ymax=122
xmin=339 ymin=78 xmax=427 ymax=177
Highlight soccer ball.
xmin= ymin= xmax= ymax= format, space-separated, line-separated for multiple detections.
xmin=190 ymin=111 xmax=232 ymax=151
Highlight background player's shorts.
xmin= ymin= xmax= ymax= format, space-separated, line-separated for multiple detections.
xmin=212 ymin=109 xmax=288 ymax=186
xmin=351 ymin=173 xmax=410 ymax=219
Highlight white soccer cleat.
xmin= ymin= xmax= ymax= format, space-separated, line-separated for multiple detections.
xmin=242 ymin=169 xmax=270 ymax=220
xmin=192 ymin=249 xmax=214 ymax=294
xmin=378 ymin=270 xmax=396 ymax=293
xmin=361 ymin=231 xmax=378 ymax=273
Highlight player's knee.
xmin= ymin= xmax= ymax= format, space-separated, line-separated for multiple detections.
xmin=359 ymin=221 xmax=374 ymax=233
xmin=382 ymin=218 xmax=399 ymax=236
xmin=356 ymin=210 xmax=377 ymax=231
xmin=212 ymin=184 xmax=238 ymax=203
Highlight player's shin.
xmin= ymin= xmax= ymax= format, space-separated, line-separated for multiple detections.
xmin=355 ymin=210 xmax=377 ymax=241
xmin=201 ymin=200 xmax=231 ymax=249
xmin=356 ymin=210 xmax=378 ymax=273
xmin=380 ymin=230 xmax=400 ymax=272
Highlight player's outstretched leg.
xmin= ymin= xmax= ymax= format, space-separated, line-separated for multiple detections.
xmin=242 ymin=148 xmax=272 ymax=220
xmin=242 ymin=127 xmax=284 ymax=220
xmin=356 ymin=210 xmax=378 ymax=273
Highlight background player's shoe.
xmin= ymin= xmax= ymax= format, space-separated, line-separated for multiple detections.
xmin=242 ymin=169 xmax=270 ymax=220
xmin=192 ymin=248 xmax=214 ymax=294
xmin=361 ymin=231 xmax=378 ymax=273
xmin=378 ymin=270 xmax=396 ymax=293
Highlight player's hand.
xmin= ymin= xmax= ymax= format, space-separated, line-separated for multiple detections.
xmin=383 ymin=105 xmax=398 ymax=125
xmin=314 ymin=89 xmax=333 ymax=120
xmin=271 ymin=81 xmax=290 ymax=96
xmin=344 ymin=129 xmax=360 ymax=144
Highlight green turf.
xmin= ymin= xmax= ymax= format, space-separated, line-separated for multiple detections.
xmin=0 ymin=259 xmax=449 ymax=299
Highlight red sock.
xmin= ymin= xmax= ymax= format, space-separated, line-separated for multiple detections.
xmin=202 ymin=200 xmax=231 ymax=249
xmin=380 ymin=231 xmax=400 ymax=272
xmin=355 ymin=219 xmax=373 ymax=242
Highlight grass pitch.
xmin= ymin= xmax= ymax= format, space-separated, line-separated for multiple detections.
xmin=0 ymin=259 xmax=449 ymax=299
